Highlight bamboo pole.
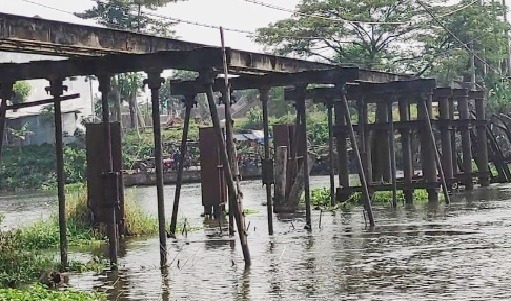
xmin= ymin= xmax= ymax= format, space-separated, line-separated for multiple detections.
xmin=340 ymin=93 xmax=375 ymax=227
xmin=169 ymin=96 xmax=195 ymax=237
xmin=203 ymin=71 xmax=251 ymax=266
xmin=220 ymin=27 xmax=242 ymax=237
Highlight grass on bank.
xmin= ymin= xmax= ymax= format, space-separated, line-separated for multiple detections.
xmin=0 ymin=184 xmax=159 ymax=289
xmin=0 ymin=284 xmax=106 ymax=301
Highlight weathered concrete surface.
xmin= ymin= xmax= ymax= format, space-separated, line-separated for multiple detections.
xmin=0 ymin=12 xmax=201 ymax=56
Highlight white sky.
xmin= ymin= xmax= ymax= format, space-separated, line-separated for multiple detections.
xmin=1 ymin=0 xmax=302 ymax=52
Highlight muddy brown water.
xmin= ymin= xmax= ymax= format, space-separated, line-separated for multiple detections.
xmin=3 ymin=176 xmax=511 ymax=300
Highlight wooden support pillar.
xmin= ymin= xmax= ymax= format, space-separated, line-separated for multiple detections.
xmin=421 ymin=100 xmax=451 ymax=204
xmin=0 ymin=81 xmax=14 ymax=160
xmin=46 ymin=78 xmax=68 ymax=269
xmin=458 ymin=91 xmax=474 ymax=190
xmin=202 ymin=70 xmax=251 ymax=266
xmin=334 ymin=101 xmax=350 ymax=201
xmin=260 ymin=87 xmax=274 ymax=235
xmin=387 ymin=99 xmax=397 ymax=207
xmin=144 ymin=71 xmax=167 ymax=268
xmin=274 ymin=146 xmax=287 ymax=211
xmin=293 ymin=87 xmax=312 ymax=230
xmin=375 ymin=102 xmax=391 ymax=182
xmin=340 ymin=91 xmax=375 ymax=227
xmin=97 ymin=74 xmax=119 ymax=270
xmin=169 ymin=94 xmax=196 ymax=237
xmin=449 ymin=99 xmax=459 ymax=177
xmin=438 ymin=97 xmax=454 ymax=187
xmin=327 ymin=100 xmax=335 ymax=207
xmin=474 ymin=95 xmax=490 ymax=186
xmin=418 ymin=94 xmax=438 ymax=202
xmin=357 ymin=99 xmax=372 ymax=187
xmin=398 ymin=99 xmax=413 ymax=203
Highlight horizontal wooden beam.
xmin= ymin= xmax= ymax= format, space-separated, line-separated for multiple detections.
xmin=285 ymin=79 xmax=437 ymax=102
xmin=7 ymin=93 xmax=80 ymax=110
xmin=169 ymin=67 xmax=361 ymax=94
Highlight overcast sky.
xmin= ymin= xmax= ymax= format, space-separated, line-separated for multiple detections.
xmin=1 ymin=0 xmax=302 ymax=52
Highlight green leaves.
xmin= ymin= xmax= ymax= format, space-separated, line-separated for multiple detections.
xmin=0 ymin=284 xmax=106 ymax=301
xmin=11 ymin=82 xmax=31 ymax=105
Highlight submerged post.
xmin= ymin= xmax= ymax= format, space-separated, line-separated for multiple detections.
xmin=297 ymin=95 xmax=312 ymax=230
xmin=418 ymin=94 xmax=438 ymax=202
xmin=438 ymin=96 xmax=454 ymax=188
xmin=398 ymin=99 xmax=414 ymax=203
xmin=340 ymin=89 xmax=375 ymax=227
xmin=202 ymin=70 xmax=251 ymax=266
xmin=421 ymin=99 xmax=451 ymax=204
xmin=144 ymin=71 xmax=167 ymax=268
xmin=387 ymin=98 xmax=397 ymax=207
xmin=327 ymin=100 xmax=336 ymax=207
xmin=46 ymin=78 xmax=69 ymax=269
xmin=458 ymin=90 xmax=474 ymax=190
xmin=169 ymin=94 xmax=196 ymax=237
xmin=474 ymin=93 xmax=490 ymax=186
xmin=260 ymin=87 xmax=274 ymax=235
xmin=97 ymin=74 xmax=119 ymax=269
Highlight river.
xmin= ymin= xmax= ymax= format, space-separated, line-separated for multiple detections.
xmin=3 ymin=176 xmax=511 ymax=300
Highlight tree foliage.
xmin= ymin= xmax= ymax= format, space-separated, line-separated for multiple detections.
xmin=75 ymin=0 xmax=183 ymax=36
xmin=11 ymin=81 xmax=31 ymax=104
xmin=255 ymin=0 xmax=511 ymax=113
xmin=255 ymin=0 xmax=440 ymax=70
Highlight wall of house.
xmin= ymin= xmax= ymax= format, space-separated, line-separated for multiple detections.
xmin=5 ymin=111 xmax=79 ymax=146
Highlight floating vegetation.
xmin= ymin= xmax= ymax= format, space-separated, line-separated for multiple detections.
xmin=306 ymin=187 xmax=442 ymax=210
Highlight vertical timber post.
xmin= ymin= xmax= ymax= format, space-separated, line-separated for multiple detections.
xmin=458 ymin=90 xmax=474 ymax=190
xmin=474 ymin=94 xmax=490 ymax=186
xmin=339 ymin=89 xmax=375 ymax=227
xmin=202 ymin=70 xmax=251 ymax=266
xmin=169 ymin=94 xmax=196 ymax=237
xmin=97 ymin=74 xmax=119 ymax=270
xmin=46 ymin=78 xmax=69 ymax=269
xmin=0 ymin=82 xmax=14 ymax=160
xmin=260 ymin=87 xmax=274 ymax=235
xmin=418 ymin=93 xmax=438 ymax=202
xmin=335 ymin=100 xmax=350 ymax=201
xmin=398 ymin=99 xmax=414 ymax=203
xmin=144 ymin=71 xmax=167 ymax=268
xmin=421 ymin=100 xmax=451 ymax=204
xmin=327 ymin=100 xmax=336 ymax=207
xmin=438 ymin=96 xmax=454 ymax=188
xmin=449 ymin=99 xmax=459 ymax=178
xmin=297 ymin=92 xmax=312 ymax=230
xmin=387 ymin=97 xmax=397 ymax=207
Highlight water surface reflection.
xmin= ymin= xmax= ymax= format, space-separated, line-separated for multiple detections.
xmin=4 ymin=177 xmax=511 ymax=300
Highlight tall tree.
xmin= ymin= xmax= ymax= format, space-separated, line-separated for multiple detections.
xmin=75 ymin=0 xmax=181 ymax=35
xmin=254 ymin=0 xmax=441 ymax=70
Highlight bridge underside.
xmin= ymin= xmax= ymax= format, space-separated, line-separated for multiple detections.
xmin=0 ymin=12 xmax=495 ymax=268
